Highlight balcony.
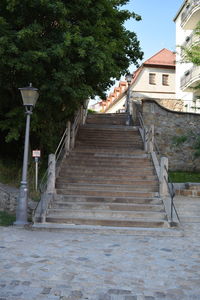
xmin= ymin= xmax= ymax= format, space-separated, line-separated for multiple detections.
xmin=181 ymin=66 xmax=200 ymax=91
xmin=181 ymin=0 xmax=200 ymax=29
xmin=181 ymin=31 xmax=200 ymax=56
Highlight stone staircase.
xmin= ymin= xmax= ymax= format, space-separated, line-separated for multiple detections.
xmin=44 ymin=113 xmax=169 ymax=229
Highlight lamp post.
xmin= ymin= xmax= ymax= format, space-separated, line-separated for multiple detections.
xmin=14 ymin=83 xmax=39 ymax=226
xmin=125 ymin=73 xmax=132 ymax=125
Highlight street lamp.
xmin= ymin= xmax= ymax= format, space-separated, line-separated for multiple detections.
xmin=125 ymin=73 xmax=132 ymax=125
xmin=14 ymin=83 xmax=39 ymax=226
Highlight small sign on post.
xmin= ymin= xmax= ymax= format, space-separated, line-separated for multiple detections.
xmin=32 ymin=150 xmax=41 ymax=191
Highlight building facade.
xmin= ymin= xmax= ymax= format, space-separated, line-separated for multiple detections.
xmin=174 ymin=0 xmax=200 ymax=112
xmin=101 ymin=48 xmax=177 ymax=113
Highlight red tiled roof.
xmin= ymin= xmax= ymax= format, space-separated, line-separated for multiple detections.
xmin=143 ymin=48 xmax=176 ymax=67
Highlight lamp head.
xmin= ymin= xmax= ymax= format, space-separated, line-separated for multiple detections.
xmin=125 ymin=73 xmax=132 ymax=84
xmin=19 ymin=83 xmax=39 ymax=107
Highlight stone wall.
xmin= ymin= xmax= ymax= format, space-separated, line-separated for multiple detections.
xmin=155 ymin=99 xmax=184 ymax=112
xmin=141 ymin=99 xmax=200 ymax=171
xmin=132 ymin=97 xmax=184 ymax=112
xmin=0 ymin=183 xmax=35 ymax=216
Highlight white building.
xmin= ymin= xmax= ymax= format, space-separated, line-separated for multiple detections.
xmin=174 ymin=0 xmax=200 ymax=112
xmin=101 ymin=48 xmax=177 ymax=113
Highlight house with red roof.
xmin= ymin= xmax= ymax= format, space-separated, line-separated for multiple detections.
xmin=101 ymin=48 xmax=177 ymax=113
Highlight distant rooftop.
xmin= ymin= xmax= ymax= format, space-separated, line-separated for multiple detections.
xmin=143 ymin=48 xmax=176 ymax=67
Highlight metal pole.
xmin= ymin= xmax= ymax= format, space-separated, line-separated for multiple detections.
xmin=14 ymin=108 xmax=32 ymax=225
xmin=126 ymin=83 xmax=131 ymax=126
xmin=35 ymin=157 xmax=39 ymax=191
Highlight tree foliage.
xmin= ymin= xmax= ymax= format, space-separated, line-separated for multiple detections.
xmin=183 ymin=21 xmax=200 ymax=66
xmin=0 ymin=0 xmax=143 ymax=156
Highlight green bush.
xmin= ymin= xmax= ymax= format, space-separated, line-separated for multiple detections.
xmin=0 ymin=211 xmax=15 ymax=226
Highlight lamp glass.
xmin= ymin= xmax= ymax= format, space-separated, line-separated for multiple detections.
xmin=19 ymin=86 xmax=39 ymax=107
xmin=125 ymin=74 xmax=132 ymax=83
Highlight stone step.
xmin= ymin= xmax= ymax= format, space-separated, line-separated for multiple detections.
xmin=69 ymin=152 xmax=148 ymax=159
xmin=60 ymin=162 xmax=154 ymax=170
xmin=54 ymin=194 xmax=162 ymax=204
xmin=56 ymin=178 xmax=158 ymax=185
xmin=86 ymin=116 xmax=128 ymax=125
xmin=86 ymin=119 xmax=126 ymax=125
xmin=76 ymin=139 xmax=143 ymax=144
xmin=75 ymin=146 xmax=143 ymax=151
xmin=81 ymin=124 xmax=139 ymax=131
xmin=51 ymin=201 xmax=165 ymax=212
xmin=62 ymin=160 xmax=153 ymax=168
xmin=78 ymin=133 xmax=140 ymax=139
xmin=77 ymin=132 xmax=141 ymax=137
xmin=59 ymin=170 xmax=155 ymax=178
xmin=73 ymin=148 xmax=145 ymax=154
xmin=32 ymin=223 xmax=184 ymax=237
xmin=55 ymin=183 xmax=158 ymax=192
xmin=75 ymin=142 xmax=143 ymax=148
xmin=56 ymin=188 xmax=157 ymax=198
xmin=47 ymin=209 xmax=167 ymax=220
xmin=66 ymin=155 xmax=150 ymax=162
xmin=59 ymin=169 xmax=156 ymax=177
xmin=44 ymin=216 xmax=168 ymax=228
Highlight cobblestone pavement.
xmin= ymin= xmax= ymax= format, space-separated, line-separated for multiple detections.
xmin=0 ymin=197 xmax=200 ymax=300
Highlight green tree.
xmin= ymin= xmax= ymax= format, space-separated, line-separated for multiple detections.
xmin=0 ymin=0 xmax=143 ymax=156
xmin=183 ymin=21 xmax=200 ymax=66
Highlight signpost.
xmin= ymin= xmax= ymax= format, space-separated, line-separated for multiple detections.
xmin=32 ymin=150 xmax=41 ymax=191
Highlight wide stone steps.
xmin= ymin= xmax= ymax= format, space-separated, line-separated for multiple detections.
xmin=35 ymin=113 xmax=170 ymax=230
xmin=45 ymin=216 xmax=168 ymax=228
xmin=56 ymin=178 xmax=157 ymax=185
xmin=73 ymin=148 xmax=145 ymax=154
xmin=56 ymin=188 xmax=157 ymax=198
xmin=47 ymin=208 xmax=166 ymax=220
xmin=60 ymin=166 xmax=154 ymax=178
xmin=86 ymin=113 xmax=127 ymax=125
xmin=75 ymin=143 xmax=143 ymax=149
xmin=55 ymin=182 xmax=158 ymax=191
xmin=63 ymin=161 xmax=153 ymax=169
xmin=51 ymin=201 xmax=164 ymax=212
xmin=55 ymin=194 xmax=162 ymax=204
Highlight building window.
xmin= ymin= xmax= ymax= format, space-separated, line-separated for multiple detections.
xmin=149 ymin=73 xmax=156 ymax=85
xmin=162 ymin=74 xmax=169 ymax=86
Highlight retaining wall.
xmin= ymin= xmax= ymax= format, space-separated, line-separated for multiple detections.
xmin=141 ymin=99 xmax=200 ymax=171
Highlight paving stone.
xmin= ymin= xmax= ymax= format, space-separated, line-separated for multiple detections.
xmin=0 ymin=201 xmax=200 ymax=300
xmin=98 ymin=294 xmax=111 ymax=300
xmin=124 ymin=296 xmax=137 ymax=300
xmin=41 ymin=287 xmax=52 ymax=294
xmin=108 ymin=289 xmax=132 ymax=295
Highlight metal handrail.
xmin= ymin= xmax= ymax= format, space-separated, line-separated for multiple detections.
xmin=37 ymin=105 xmax=87 ymax=191
xmin=55 ymin=127 xmax=68 ymax=160
xmin=134 ymin=103 xmax=180 ymax=224
xmin=164 ymin=166 xmax=180 ymax=224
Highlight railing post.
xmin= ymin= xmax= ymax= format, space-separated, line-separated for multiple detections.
xmin=144 ymin=126 xmax=148 ymax=152
xmin=149 ymin=125 xmax=154 ymax=153
xmin=65 ymin=121 xmax=71 ymax=152
xmin=131 ymin=101 xmax=137 ymax=125
xmin=80 ymin=106 xmax=84 ymax=125
xmin=160 ymin=156 xmax=169 ymax=197
xmin=46 ymin=154 xmax=56 ymax=194
xmin=71 ymin=127 xmax=75 ymax=149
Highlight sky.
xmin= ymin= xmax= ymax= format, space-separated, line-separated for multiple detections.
xmin=93 ymin=0 xmax=184 ymax=101
xmin=123 ymin=0 xmax=184 ymax=73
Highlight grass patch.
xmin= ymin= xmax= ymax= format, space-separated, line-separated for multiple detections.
xmin=0 ymin=157 xmax=46 ymax=201
xmin=0 ymin=211 xmax=15 ymax=226
xmin=169 ymin=171 xmax=200 ymax=183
